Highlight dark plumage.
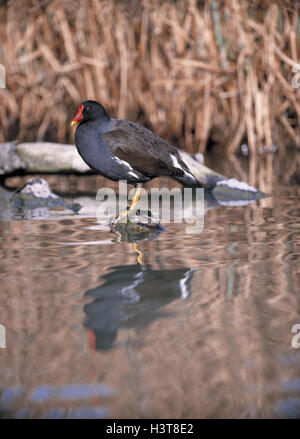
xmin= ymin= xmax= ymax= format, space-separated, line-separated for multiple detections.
xmin=71 ymin=100 xmax=198 ymax=186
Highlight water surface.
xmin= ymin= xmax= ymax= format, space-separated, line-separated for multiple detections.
xmin=1 ymin=168 xmax=300 ymax=418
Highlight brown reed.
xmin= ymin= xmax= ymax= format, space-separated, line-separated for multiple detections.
xmin=0 ymin=0 xmax=299 ymax=155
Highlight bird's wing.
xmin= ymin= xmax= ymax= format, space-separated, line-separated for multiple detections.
xmin=101 ymin=122 xmax=192 ymax=179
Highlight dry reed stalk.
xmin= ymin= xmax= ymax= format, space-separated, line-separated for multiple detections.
xmin=0 ymin=0 xmax=299 ymax=157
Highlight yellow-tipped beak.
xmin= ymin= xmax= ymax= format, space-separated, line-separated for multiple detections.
xmin=71 ymin=120 xmax=78 ymax=127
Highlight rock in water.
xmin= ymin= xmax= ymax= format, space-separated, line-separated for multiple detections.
xmin=212 ymin=178 xmax=267 ymax=203
xmin=110 ymin=209 xmax=164 ymax=242
xmin=11 ymin=178 xmax=81 ymax=211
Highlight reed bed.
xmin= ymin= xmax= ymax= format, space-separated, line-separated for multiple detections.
xmin=0 ymin=0 xmax=299 ymax=156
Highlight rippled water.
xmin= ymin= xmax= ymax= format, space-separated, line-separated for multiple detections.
xmin=1 ymin=167 xmax=300 ymax=418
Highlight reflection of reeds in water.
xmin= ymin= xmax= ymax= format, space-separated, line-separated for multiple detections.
xmin=0 ymin=188 xmax=300 ymax=417
xmin=0 ymin=0 xmax=299 ymax=154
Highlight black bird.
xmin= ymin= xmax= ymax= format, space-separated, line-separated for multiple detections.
xmin=71 ymin=100 xmax=198 ymax=218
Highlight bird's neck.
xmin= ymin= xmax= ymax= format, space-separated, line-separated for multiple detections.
xmin=75 ymin=120 xmax=112 ymax=162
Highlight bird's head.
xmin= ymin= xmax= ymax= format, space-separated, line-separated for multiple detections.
xmin=71 ymin=100 xmax=110 ymax=126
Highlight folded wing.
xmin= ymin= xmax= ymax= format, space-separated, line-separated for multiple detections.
xmin=102 ymin=120 xmax=195 ymax=182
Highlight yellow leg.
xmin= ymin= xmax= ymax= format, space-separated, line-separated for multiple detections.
xmin=114 ymin=184 xmax=143 ymax=224
xmin=129 ymin=184 xmax=143 ymax=214
xmin=133 ymin=242 xmax=144 ymax=265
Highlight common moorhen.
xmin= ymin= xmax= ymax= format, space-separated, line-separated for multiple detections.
xmin=71 ymin=100 xmax=198 ymax=218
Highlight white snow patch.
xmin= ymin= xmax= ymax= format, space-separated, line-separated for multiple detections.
xmin=218 ymin=200 xmax=255 ymax=207
xmin=21 ymin=179 xmax=58 ymax=199
xmin=216 ymin=178 xmax=257 ymax=192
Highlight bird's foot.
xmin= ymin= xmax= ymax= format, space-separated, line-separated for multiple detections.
xmin=112 ymin=208 xmax=154 ymax=226
xmin=110 ymin=219 xmax=164 ymax=243
xmin=109 ymin=209 xmax=164 ymax=242
xmin=113 ymin=207 xmax=130 ymax=225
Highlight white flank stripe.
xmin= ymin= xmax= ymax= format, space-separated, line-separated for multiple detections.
xmin=128 ymin=171 xmax=139 ymax=179
xmin=114 ymin=157 xmax=133 ymax=170
xmin=184 ymin=171 xmax=196 ymax=182
xmin=170 ymin=155 xmax=183 ymax=170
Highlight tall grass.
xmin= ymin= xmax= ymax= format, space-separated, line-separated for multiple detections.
xmin=0 ymin=0 xmax=299 ymax=155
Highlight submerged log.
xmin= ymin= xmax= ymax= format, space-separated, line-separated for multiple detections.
xmin=0 ymin=141 xmax=25 ymax=175
xmin=1 ymin=142 xmax=224 ymax=187
xmin=15 ymin=142 xmax=90 ymax=173
xmin=178 ymin=150 xmax=225 ymax=188
xmin=0 ymin=175 xmax=266 ymax=229
xmin=0 ymin=142 xmax=267 ymax=199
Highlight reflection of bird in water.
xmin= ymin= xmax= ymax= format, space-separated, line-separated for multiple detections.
xmin=83 ymin=263 xmax=195 ymax=351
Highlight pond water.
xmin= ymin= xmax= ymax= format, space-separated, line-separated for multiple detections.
xmin=0 ymin=158 xmax=300 ymax=419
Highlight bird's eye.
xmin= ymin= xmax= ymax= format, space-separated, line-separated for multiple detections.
xmin=85 ymin=106 xmax=90 ymax=112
